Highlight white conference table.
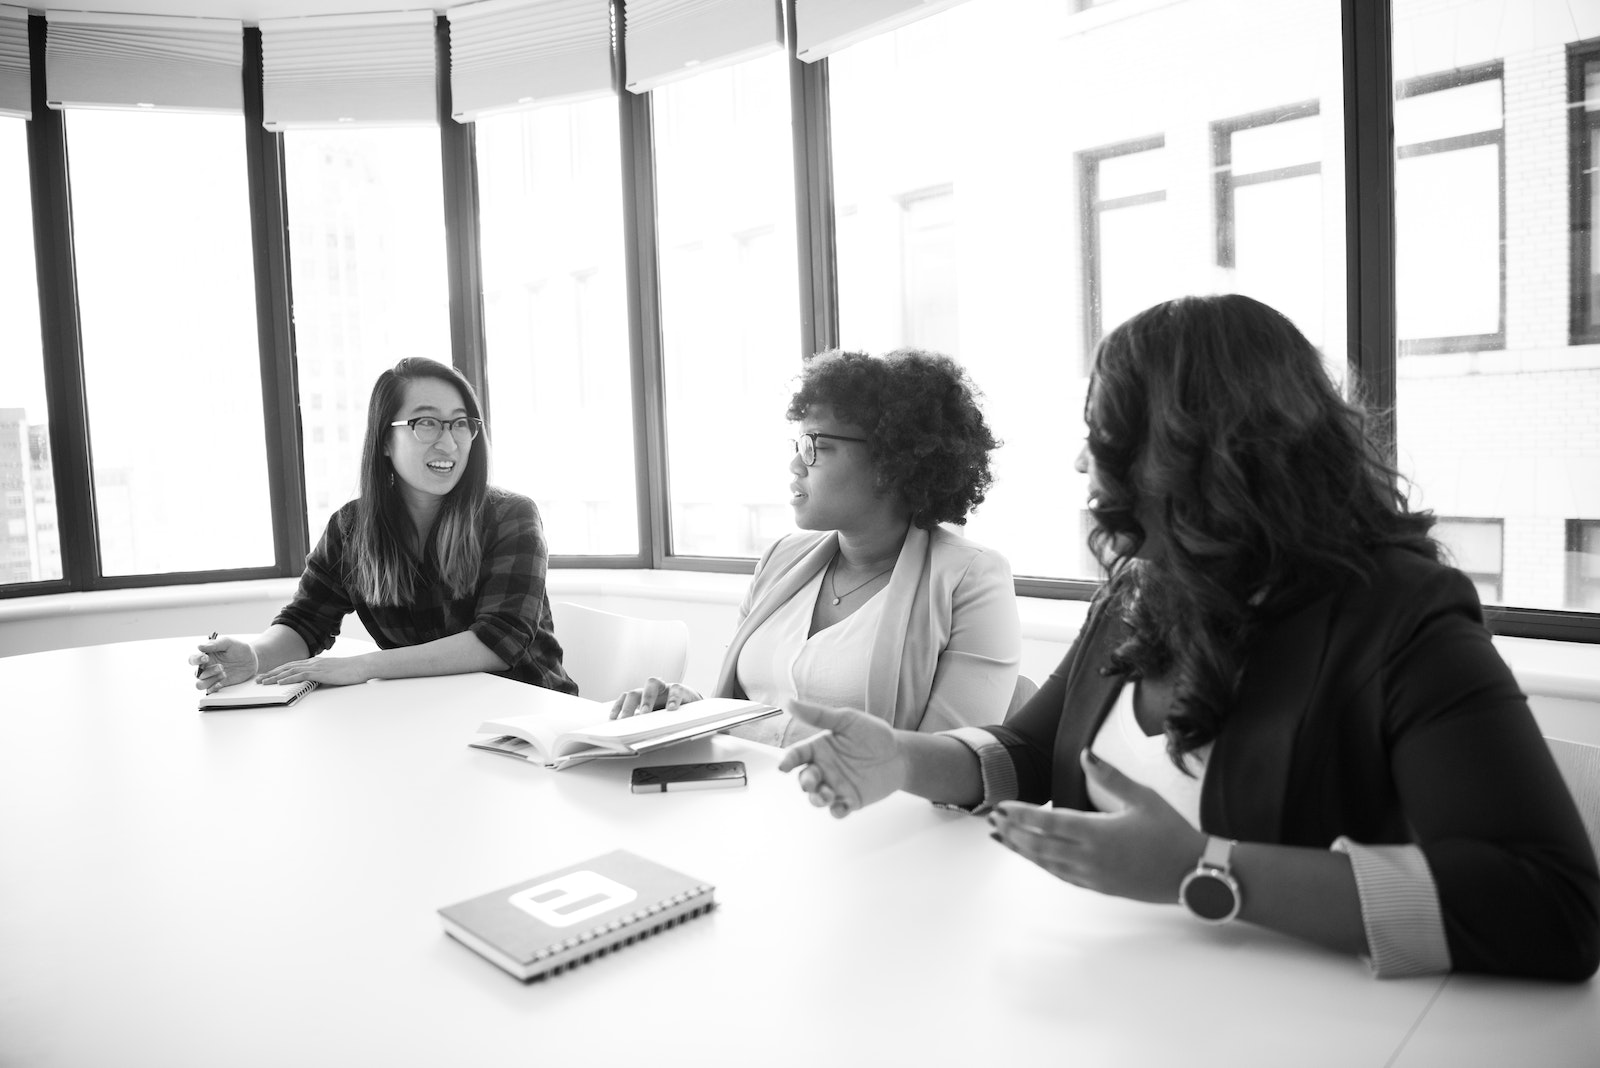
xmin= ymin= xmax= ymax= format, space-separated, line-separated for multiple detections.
xmin=0 ymin=638 xmax=1593 ymax=1067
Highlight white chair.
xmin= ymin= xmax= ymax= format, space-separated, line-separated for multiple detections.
xmin=1546 ymin=736 xmax=1600 ymax=865
xmin=551 ymin=601 xmax=691 ymax=703
xmin=1007 ymin=674 xmax=1040 ymax=717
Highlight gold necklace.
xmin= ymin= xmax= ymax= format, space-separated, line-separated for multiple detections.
xmin=828 ymin=553 xmax=895 ymax=606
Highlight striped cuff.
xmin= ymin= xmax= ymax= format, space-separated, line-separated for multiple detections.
xmin=936 ymin=728 xmax=1019 ymax=814
xmin=1331 ymin=838 xmax=1452 ymax=978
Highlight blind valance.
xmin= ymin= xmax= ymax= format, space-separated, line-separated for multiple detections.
xmin=793 ymin=0 xmax=970 ymax=62
xmin=44 ymin=9 xmax=243 ymax=113
xmin=447 ymin=0 xmax=612 ymax=122
xmin=623 ymin=0 xmax=782 ymax=94
xmin=260 ymin=10 xmax=436 ymax=130
xmin=0 ymin=5 xmax=27 ymax=120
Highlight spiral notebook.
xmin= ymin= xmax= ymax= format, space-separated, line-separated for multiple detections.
xmin=197 ymin=678 xmax=317 ymax=710
xmin=438 ymin=849 xmax=715 ymax=981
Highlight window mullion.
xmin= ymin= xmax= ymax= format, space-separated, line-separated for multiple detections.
xmin=242 ymin=26 xmax=307 ymax=576
xmin=435 ymin=14 xmax=490 ymax=414
xmin=617 ymin=1 xmax=672 ymax=567
xmin=1342 ymin=0 xmax=1396 ymax=446
xmin=25 ymin=13 xmax=97 ymax=591
xmin=787 ymin=0 xmax=837 ymax=359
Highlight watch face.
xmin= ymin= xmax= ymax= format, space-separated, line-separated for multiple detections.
xmin=1181 ymin=871 xmax=1238 ymax=922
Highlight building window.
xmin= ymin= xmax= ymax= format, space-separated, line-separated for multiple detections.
xmin=1434 ymin=517 xmax=1504 ymax=604
xmin=1213 ymin=102 xmax=1327 ymax=349
xmin=1571 ymin=39 xmax=1600 ymax=345
xmin=1395 ymin=63 xmax=1505 ymax=354
xmin=1567 ymin=520 xmax=1600 ymax=611
xmin=1081 ymin=136 xmax=1169 ymax=356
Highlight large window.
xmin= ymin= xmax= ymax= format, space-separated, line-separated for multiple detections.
xmin=283 ymin=128 xmax=452 ymax=542
xmin=652 ymin=51 xmax=799 ymax=559
xmin=1393 ymin=6 xmax=1600 ymax=617
xmin=477 ymin=97 xmax=638 ymax=556
xmin=0 ymin=118 xmax=61 ymax=587
xmin=65 ymin=109 xmax=272 ymax=576
xmin=829 ymin=0 xmax=1345 ymax=582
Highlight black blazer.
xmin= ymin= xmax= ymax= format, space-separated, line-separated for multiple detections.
xmin=992 ymin=548 xmax=1600 ymax=980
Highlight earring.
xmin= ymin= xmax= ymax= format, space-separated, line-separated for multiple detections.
xmin=389 ymin=470 xmax=395 ymax=488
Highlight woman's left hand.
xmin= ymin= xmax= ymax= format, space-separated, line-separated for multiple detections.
xmin=988 ymin=750 xmax=1207 ymax=905
xmin=255 ymin=656 xmax=370 ymax=688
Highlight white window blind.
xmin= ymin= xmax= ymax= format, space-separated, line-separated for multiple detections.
xmin=44 ymin=10 xmax=243 ymax=113
xmin=623 ymin=0 xmax=782 ymax=94
xmin=794 ymin=0 xmax=970 ymax=62
xmin=447 ymin=0 xmax=612 ymax=122
xmin=260 ymin=11 xmax=436 ymax=130
xmin=0 ymin=5 xmax=27 ymax=120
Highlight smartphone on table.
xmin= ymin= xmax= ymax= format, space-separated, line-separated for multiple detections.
xmin=630 ymin=761 xmax=747 ymax=793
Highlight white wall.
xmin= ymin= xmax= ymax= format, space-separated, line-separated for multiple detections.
xmin=1 ymin=573 xmax=1595 ymax=746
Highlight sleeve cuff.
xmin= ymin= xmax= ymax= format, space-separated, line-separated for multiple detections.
xmin=1331 ymin=837 xmax=1453 ymax=978
xmin=469 ymin=618 xmax=531 ymax=670
xmin=936 ymin=727 xmax=1019 ymax=814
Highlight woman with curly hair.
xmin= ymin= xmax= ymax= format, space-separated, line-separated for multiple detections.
xmin=779 ymin=295 xmax=1598 ymax=981
xmin=612 ymin=348 xmax=1021 ymax=744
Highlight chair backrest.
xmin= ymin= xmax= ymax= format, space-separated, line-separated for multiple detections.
xmin=1546 ymin=736 xmax=1600 ymax=866
xmin=551 ymin=601 xmax=691 ymax=703
xmin=1006 ymin=674 xmax=1039 ymax=717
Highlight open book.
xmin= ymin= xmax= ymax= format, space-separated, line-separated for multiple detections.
xmin=469 ymin=690 xmax=780 ymax=769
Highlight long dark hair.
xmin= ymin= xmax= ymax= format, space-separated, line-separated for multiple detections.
xmin=349 ymin=358 xmax=490 ymax=605
xmin=1085 ymin=295 xmax=1438 ymax=764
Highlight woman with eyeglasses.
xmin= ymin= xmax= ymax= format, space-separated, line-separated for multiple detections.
xmin=611 ymin=348 xmax=1020 ymax=745
xmin=778 ymin=296 xmax=1598 ymax=981
xmin=191 ymin=357 xmax=575 ymax=695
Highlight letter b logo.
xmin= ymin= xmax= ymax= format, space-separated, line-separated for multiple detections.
xmin=508 ymin=870 xmax=637 ymax=928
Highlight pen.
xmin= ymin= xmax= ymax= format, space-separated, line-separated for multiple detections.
xmin=196 ymin=631 xmax=218 ymax=678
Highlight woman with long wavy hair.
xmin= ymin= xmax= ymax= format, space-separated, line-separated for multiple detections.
xmin=778 ymin=295 xmax=1598 ymax=981
xmin=191 ymin=358 xmax=574 ymax=694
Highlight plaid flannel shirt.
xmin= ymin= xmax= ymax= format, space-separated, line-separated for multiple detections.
xmin=273 ymin=488 xmax=576 ymax=693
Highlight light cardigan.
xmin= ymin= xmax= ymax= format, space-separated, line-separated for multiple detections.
xmin=714 ymin=525 xmax=1021 ymax=733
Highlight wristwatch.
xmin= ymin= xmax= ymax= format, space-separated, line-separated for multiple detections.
xmin=1179 ymin=836 xmax=1242 ymax=924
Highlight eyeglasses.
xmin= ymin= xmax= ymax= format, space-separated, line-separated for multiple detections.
xmin=790 ymin=431 xmax=867 ymax=467
xmin=390 ymin=416 xmax=484 ymax=445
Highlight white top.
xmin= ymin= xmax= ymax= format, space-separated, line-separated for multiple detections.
xmin=735 ymin=566 xmax=886 ymax=746
xmin=1087 ymin=681 xmax=1210 ymax=829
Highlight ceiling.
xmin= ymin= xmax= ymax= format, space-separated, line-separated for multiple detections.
xmin=22 ymin=1 xmax=444 ymax=22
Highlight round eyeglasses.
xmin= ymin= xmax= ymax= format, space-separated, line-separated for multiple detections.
xmin=790 ymin=431 xmax=867 ymax=467
xmin=390 ymin=416 xmax=484 ymax=445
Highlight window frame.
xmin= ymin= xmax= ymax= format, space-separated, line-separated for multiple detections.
xmin=1078 ymin=134 xmax=1166 ymax=362
xmin=1570 ymin=38 xmax=1600 ymax=346
xmin=1212 ymin=100 xmax=1322 ymax=271
xmin=1393 ymin=60 xmax=1507 ymax=357
xmin=5 ymin=3 xmax=1596 ymax=644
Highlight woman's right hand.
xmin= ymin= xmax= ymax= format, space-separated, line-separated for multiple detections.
xmin=777 ymin=701 xmax=909 ymax=818
xmin=609 ymin=678 xmax=702 ymax=719
xmin=189 ymin=637 xmax=259 ymax=694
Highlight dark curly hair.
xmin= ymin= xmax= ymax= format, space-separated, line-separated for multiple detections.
xmin=1086 ymin=295 xmax=1439 ymax=767
xmin=786 ymin=349 xmax=998 ymax=529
